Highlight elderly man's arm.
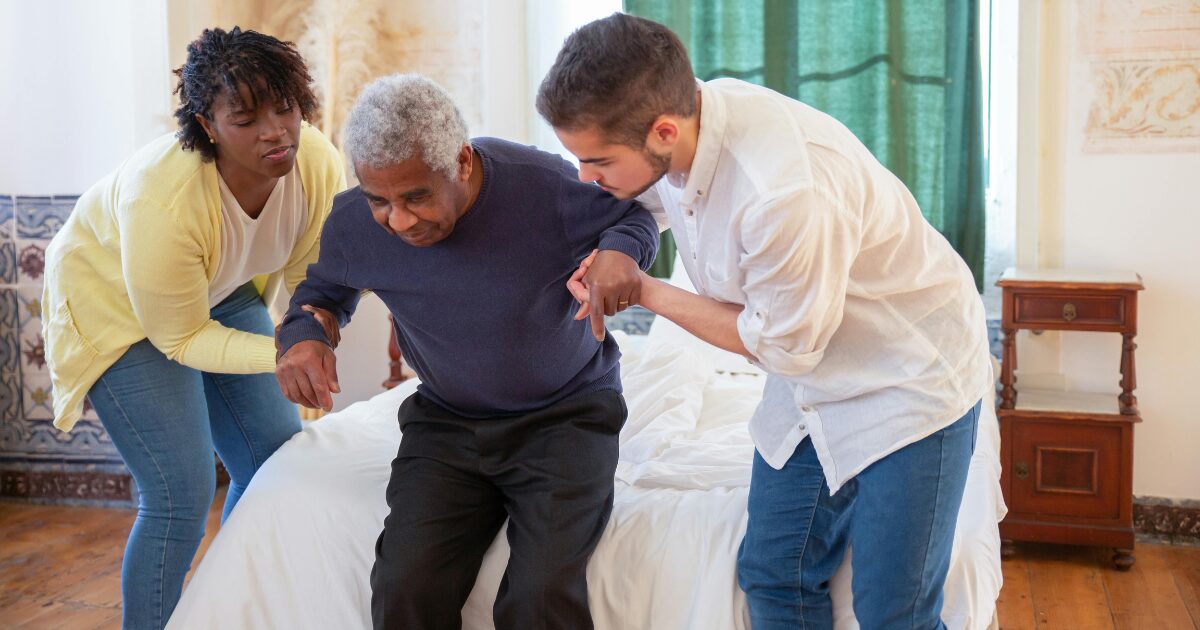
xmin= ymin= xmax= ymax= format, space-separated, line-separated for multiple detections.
xmin=276 ymin=224 xmax=363 ymax=411
xmin=558 ymin=162 xmax=660 ymax=340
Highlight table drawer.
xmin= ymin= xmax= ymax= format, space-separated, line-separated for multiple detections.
xmin=1011 ymin=292 xmax=1126 ymax=328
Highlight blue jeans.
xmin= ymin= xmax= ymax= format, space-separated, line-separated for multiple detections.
xmin=88 ymin=282 xmax=300 ymax=630
xmin=737 ymin=401 xmax=981 ymax=629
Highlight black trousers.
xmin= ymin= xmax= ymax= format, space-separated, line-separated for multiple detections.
xmin=370 ymin=390 xmax=626 ymax=630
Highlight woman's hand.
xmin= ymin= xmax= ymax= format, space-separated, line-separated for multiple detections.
xmin=302 ymin=305 xmax=341 ymax=348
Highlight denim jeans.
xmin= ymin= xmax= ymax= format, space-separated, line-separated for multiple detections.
xmin=88 ymin=282 xmax=301 ymax=630
xmin=737 ymin=401 xmax=981 ymax=629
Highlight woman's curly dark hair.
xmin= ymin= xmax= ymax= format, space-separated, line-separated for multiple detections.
xmin=173 ymin=27 xmax=319 ymax=161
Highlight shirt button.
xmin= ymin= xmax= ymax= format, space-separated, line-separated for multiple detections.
xmin=685 ymin=208 xmax=694 ymax=216
xmin=798 ymin=424 xmax=807 ymax=431
xmin=800 ymin=405 xmax=815 ymax=413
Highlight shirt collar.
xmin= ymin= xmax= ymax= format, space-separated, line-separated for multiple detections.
xmin=678 ymin=80 xmax=726 ymax=207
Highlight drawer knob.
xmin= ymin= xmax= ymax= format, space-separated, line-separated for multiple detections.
xmin=1062 ymin=302 xmax=1077 ymax=322
xmin=1015 ymin=461 xmax=1030 ymax=480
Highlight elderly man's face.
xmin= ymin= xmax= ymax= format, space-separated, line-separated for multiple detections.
xmin=356 ymin=147 xmax=473 ymax=247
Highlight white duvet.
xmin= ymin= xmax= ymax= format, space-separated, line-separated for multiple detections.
xmin=169 ymin=335 xmax=1005 ymax=629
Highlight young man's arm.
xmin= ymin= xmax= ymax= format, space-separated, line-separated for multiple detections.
xmin=639 ymin=275 xmax=751 ymax=357
xmin=578 ymin=186 xmax=860 ymax=376
xmin=729 ymin=187 xmax=860 ymax=376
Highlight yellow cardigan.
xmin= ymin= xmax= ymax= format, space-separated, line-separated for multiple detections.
xmin=43 ymin=123 xmax=346 ymax=431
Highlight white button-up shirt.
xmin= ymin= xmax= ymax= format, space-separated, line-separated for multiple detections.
xmin=639 ymin=79 xmax=992 ymax=493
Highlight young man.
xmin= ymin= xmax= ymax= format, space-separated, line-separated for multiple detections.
xmin=538 ymin=14 xmax=992 ymax=629
xmin=274 ymin=74 xmax=658 ymax=630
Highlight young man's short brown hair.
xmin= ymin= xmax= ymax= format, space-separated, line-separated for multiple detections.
xmin=536 ymin=13 xmax=696 ymax=148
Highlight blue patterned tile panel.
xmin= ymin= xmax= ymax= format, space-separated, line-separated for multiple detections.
xmin=0 ymin=195 xmax=13 ymax=241
xmin=0 ymin=369 xmax=26 ymax=452
xmin=2 ymin=393 xmax=118 ymax=461
xmin=0 ymin=369 xmax=20 ymax=424
xmin=15 ymin=195 xmax=76 ymax=240
xmin=21 ymin=372 xmax=52 ymax=421
xmin=0 ymin=194 xmax=125 ymax=497
xmin=16 ymin=240 xmax=46 ymax=284
xmin=24 ymin=414 xmax=118 ymax=460
xmin=17 ymin=287 xmax=45 ymax=376
xmin=0 ymin=289 xmax=18 ymax=375
xmin=0 ymin=240 xmax=15 ymax=284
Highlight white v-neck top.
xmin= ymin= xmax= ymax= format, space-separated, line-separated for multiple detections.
xmin=209 ymin=168 xmax=308 ymax=306
xmin=639 ymin=79 xmax=992 ymax=493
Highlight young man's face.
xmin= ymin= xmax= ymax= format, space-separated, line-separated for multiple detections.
xmin=555 ymin=127 xmax=670 ymax=200
xmin=355 ymin=148 xmax=472 ymax=247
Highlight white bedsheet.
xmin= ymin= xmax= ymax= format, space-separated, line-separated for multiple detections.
xmin=169 ymin=338 xmax=1005 ymax=629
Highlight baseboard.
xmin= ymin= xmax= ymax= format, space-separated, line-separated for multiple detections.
xmin=0 ymin=467 xmax=133 ymax=507
xmin=1134 ymin=496 xmax=1200 ymax=546
xmin=0 ymin=457 xmax=235 ymax=508
xmin=2 ymin=459 xmax=1196 ymax=546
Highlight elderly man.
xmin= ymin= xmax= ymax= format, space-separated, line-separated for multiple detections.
xmin=274 ymin=74 xmax=658 ymax=630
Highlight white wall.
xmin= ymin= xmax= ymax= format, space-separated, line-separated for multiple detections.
xmin=1022 ymin=1 xmax=1200 ymax=501
xmin=0 ymin=1 xmax=172 ymax=194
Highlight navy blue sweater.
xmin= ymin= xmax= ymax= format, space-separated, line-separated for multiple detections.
xmin=277 ymin=138 xmax=659 ymax=417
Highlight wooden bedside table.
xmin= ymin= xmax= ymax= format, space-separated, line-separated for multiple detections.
xmin=996 ymin=268 xmax=1144 ymax=570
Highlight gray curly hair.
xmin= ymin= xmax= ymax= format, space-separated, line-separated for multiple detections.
xmin=343 ymin=74 xmax=469 ymax=178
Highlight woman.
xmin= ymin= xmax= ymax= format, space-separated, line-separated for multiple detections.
xmin=43 ymin=27 xmax=345 ymax=629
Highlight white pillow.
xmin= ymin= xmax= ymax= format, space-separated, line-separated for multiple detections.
xmin=645 ymin=254 xmax=765 ymax=376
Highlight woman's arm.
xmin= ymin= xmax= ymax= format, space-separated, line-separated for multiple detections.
xmin=119 ymin=197 xmax=276 ymax=373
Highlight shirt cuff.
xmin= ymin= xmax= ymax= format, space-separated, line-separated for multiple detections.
xmin=737 ymin=307 xmax=824 ymax=377
xmin=736 ymin=307 xmax=766 ymax=360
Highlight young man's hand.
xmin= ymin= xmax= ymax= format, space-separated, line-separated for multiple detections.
xmin=276 ymin=339 xmax=341 ymax=412
xmin=302 ymin=305 xmax=342 ymax=348
xmin=566 ymin=249 xmax=641 ymax=341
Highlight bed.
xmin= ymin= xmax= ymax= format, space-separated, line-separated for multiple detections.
xmin=168 ymin=308 xmax=1006 ymax=629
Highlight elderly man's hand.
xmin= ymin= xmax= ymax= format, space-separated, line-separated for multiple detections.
xmin=566 ymin=249 xmax=597 ymax=320
xmin=568 ymin=249 xmax=641 ymax=341
xmin=276 ymin=339 xmax=340 ymax=412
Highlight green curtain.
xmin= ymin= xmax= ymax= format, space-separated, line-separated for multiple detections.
xmin=625 ymin=0 xmax=985 ymax=290
xmin=646 ymin=233 xmax=677 ymax=278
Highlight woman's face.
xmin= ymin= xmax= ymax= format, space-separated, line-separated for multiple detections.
xmin=196 ymin=81 xmax=302 ymax=182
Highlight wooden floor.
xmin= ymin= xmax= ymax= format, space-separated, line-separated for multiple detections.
xmin=0 ymin=493 xmax=1198 ymax=629
xmin=0 ymin=488 xmax=225 ymax=629
xmin=998 ymin=541 xmax=1200 ymax=629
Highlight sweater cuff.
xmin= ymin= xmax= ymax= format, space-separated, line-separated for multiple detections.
xmin=276 ymin=316 xmax=330 ymax=360
xmin=598 ymin=234 xmax=652 ymax=271
xmin=247 ymin=336 xmax=280 ymax=372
